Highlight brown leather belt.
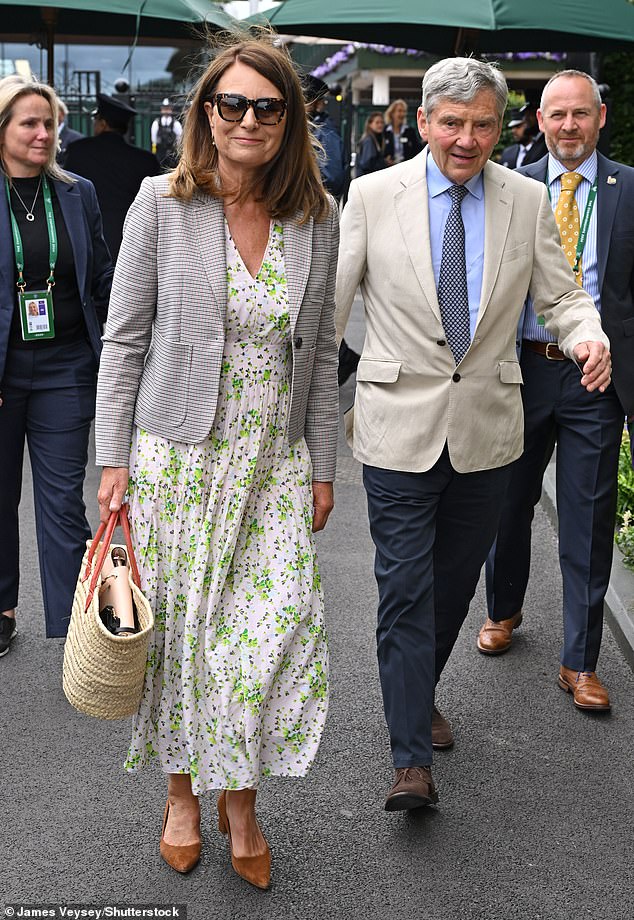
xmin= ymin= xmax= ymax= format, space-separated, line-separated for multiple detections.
xmin=522 ymin=340 xmax=568 ymax=361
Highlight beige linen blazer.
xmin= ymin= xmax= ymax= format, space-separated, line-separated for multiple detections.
xmin=95 ymin=175 xmax=339 ymax=481
xmin=335 ymin=153 xmax=609 ymax=474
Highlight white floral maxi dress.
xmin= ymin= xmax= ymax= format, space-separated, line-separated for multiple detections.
xmin=124 ymin=222 xmax=329 ymax=794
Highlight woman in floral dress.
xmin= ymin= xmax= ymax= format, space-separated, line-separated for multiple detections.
xmin=95 ymin=36 xmax=339 ymax=889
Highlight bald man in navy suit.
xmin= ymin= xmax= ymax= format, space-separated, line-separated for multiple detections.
xmin=480 ymin=71 xmax=634 ymax=712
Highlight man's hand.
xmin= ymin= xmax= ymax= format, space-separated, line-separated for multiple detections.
xmin=312 ymin=481 xmax=334 ymax=532
xmin=572 ymin=341 xmax=612 ymax=393
xmin=97 ymin=466 xmax=129 ymax=524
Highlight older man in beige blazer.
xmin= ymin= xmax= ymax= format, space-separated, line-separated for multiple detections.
xmin=335 ymin=57 xmax=611 ymax=813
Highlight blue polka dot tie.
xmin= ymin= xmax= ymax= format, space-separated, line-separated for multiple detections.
xmin=437 ymin=184 xmax=470 ymax=364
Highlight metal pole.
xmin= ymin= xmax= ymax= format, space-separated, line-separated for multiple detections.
xmin=41 ymin=7 xmax=58 ymax=87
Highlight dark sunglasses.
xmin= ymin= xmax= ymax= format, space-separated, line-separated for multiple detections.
xmin=212 ymin=93 xmax=287 ymax=125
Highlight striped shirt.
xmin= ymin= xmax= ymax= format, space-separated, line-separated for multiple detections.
xmin=523 ymin=150 xmax=600 ymax=343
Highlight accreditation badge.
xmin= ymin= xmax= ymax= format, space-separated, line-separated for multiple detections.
xmin=18 ymin=289 xmax=55 ymax=341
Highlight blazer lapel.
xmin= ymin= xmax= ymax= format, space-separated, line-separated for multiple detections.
xmin=55 ymin=179 xmax=88 ymax=299
xmin=192 ymin=192 xmax=228 ymax=322
xmin=596 ymin=155 xmax=620 ymax=291
xmin=0 ymin=190 xmax=14 ymax=295
xmin=394 ymin=154 xmax=441 ymax=321
xmin=282 ymin=213 xmax=312 ymax=332
xmin=476 ymin=164 xmax=513 ymax=329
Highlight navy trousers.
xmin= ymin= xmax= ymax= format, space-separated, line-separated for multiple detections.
xmin=485 ymin=348 xmax=624 ymax=671
xmin=0 ymin=341 xmax=97 ymax=638
xmin=364 ymin=448 xmax=512 ymax=768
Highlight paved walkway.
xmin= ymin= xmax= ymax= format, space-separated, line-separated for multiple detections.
xmin=3 ymin=310 xmax=633 ymax=919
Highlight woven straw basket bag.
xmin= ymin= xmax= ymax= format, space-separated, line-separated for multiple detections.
xmin=63 ymin=505 xmax=153 ymax=720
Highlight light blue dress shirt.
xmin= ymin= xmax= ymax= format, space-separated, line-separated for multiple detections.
xmin=523 ymin=150 xmax=600 ymax=342
xmin=426 ymin=150 xmax=485 ymax=339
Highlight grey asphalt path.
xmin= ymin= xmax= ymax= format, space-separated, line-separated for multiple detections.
xmin=3 ymin=305 xmax=634 ymax=920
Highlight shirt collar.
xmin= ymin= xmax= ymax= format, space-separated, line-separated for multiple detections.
xmin=547 ymin=149 xmax=597 ymax=185
xmin=426 ymin=149 xmax=484 ymax=200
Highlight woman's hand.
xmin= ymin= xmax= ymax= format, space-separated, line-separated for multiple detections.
xmin=312 ymin=481 xmax=334 ymax=532
xmin=97 ymin=466 xmax=129 ymax=524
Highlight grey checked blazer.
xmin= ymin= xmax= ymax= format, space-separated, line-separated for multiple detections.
xmin=95 ymin=175 xmax=340 ymax=481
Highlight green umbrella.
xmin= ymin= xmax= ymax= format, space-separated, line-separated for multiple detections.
xmin=258 ymin=0 xmax=634 ymax=52
xmin=1 ymin=0 xmax=238 ymax=85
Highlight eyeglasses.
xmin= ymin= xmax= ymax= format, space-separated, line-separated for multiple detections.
xmin=212 ymin=93 xmax=287 ymax=125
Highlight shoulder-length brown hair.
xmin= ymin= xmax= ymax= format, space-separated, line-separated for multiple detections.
xmin=169 ymin=33 xmax=329 ymax=223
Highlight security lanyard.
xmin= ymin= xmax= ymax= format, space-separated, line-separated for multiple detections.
xmin=546 ymin=173 xmax=598 ymax=281
xmin=5 ymin=173 xmax=58 ymax=291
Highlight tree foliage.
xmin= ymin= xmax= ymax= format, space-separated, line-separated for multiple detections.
xmin=602 ymin=52 xmax=634 ymax=167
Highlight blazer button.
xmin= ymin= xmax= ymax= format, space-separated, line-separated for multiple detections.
xmin=452 ymin=372 xmax=461 ymax=382
xmin=294 ymin=336 xmax=303 ymax=349
xmin=436 ymin=339 xmax=446 ymax=346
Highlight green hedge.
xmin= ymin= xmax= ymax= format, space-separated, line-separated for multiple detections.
xmin=601 ymin=53 xmax=634 ymax=167
xmin=616 ymin=430 xmax=634 ymax=571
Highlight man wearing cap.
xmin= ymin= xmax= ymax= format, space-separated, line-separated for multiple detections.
xmin=304 ymin=75 xmax=347 ymax=198
xmin=64 ymin=93 xmax=161 ymax=261
xmin=517 ymin=100 xmax=548 ymax=166
xmin=499 ymin=108 xmax=530 ymax=169
xmin=479 ymin=70 xmax=634 ymax=712
xmin=151 ymin=98 xmax=183 ymax=169
xmin=304 ymin=74 xmax=359 ymax=386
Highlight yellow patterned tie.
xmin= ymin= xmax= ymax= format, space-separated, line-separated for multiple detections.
xmin=554 ymin=171 xmax=584 ymax=286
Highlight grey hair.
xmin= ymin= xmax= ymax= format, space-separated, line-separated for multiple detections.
xmin=540 ymin=69 xmax=603 ymax=111
xmin=57 ymin=97 xmax=68 ymax=119
xmin=422 ymin=57 xmax=507 ymax=122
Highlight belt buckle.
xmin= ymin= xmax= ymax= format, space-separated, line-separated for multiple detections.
xmin=545 ymin=342 xmax=563 ymax=361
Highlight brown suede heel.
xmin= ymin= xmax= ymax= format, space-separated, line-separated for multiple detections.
xmin=217 ymin=790 xmax=271 ymax=890
xmin=159 ymin=800 xmax=201 ymax=874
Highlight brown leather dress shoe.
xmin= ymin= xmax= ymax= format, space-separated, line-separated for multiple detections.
xmin=159 ymin=801 xmax=201 ymax=874
xmin=384 ymin=767 xmax=438 ymax=811
xmin=477 ymin=611 xmax=523 ymax=654
xmin=558 ymin=666 xmax=611 ymax=711
xmin=217 ymin=790 xmax=271 ymax=890
xmin=432 ymin=706 xmax=454 ymax=750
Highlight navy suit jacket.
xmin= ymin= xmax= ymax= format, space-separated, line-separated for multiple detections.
xmin=0 ymin=173 xmax=114 ymax=382
xmin=520 ymin=152 xmax=634 ymax=415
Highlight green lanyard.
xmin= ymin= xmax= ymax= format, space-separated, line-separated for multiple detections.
xmin=5 ymin=173 xmax=58 ymax=291
xmin=546 ymin=172 xmax=598 ymax=281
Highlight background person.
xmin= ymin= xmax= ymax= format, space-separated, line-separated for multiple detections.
xmin=498 ymin=107 xmax=529 ymax=169
xmin=150 ymin=97 xmax=183 ymax=169
xmin=383 ymin=98 xmax=421 ymax=165
xmin=516 ymin=100 xmax=548 ymax=166
xmin=64 ymin=93 xmax=161 ymax=261
xmin=303 ymin=74 xmax=358 ymax=386
xmin=355 ymin=111 xmax=387 ymax=177
xmin=0 ymin=76 xmax=113 ymax=656
xmin=480 ymin=70 xmax=634 ymax=711
xmin=56 ymin=98 xmax=83 ymax=166
xmin=335 ymin=57 xmax=611 ymax=814
xmin=95 ymin=36 xmax=339 ymax=888
xmin=304 ymin=74 xmax=347 ymax=198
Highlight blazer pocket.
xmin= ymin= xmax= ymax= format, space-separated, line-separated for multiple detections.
xmin=500 ymin=242 xmax=528 ymax=263
xmin=136 ymin=329 xmax=192 ymax=427
xmin=356 ymin=358 xmax=401 ymax=383
xmin=498 ymin=360 xmax=523 ymax=384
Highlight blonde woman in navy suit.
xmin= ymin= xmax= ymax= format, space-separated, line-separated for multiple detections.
xmin=95 ymin=36 xmax=339 ymax=888
xmin=0 ymin=76 xmax=112 ymax=655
